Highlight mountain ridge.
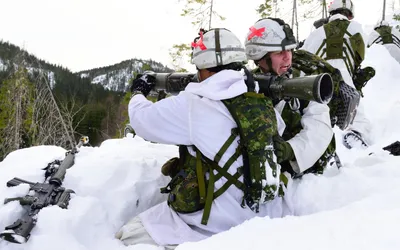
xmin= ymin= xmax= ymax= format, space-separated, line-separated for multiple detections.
xmin=0 ymin=39 xmax=173 ymax=92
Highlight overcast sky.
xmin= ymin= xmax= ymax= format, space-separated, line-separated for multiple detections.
xmin=0 ymin=0 xmax=393 ymax=72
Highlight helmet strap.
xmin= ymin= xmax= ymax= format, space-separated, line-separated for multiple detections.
xmin=197 ymin=71 xmax=203 ymax=82
xmin=266 ymin=56 xmax=274 ymax=75
xmin=259 ymin=54 xmax=277 ymax=75
xmin=214 ymin=28 xmax=223 ymax=66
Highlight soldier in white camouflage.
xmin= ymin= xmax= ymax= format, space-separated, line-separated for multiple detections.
xmin=245 ymin=18 xmax=336 ymax=178
xmin=116 ymin=28 xmax=291 ymax=248
xmin=302 ymin=0 xmax=375 ymax=149
xmin=368 ymin=20 xmax=400 ymax=64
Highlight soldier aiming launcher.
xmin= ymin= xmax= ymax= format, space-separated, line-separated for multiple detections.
xmin=124 ymin=71 xmax=333 ymax=138
xmin=0 ymin=136 xmax=89 ymax=244
xmin=147 ymin=70 xmax=360 ymax=130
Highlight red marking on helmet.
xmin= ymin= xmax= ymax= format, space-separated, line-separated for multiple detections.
xmin=191 ymin=31 xmax=207 ymax=50
xmin=247 ymin=26 xmax=265 ymax=40
xmin=328 ymin=1 xmax=333 ymax=8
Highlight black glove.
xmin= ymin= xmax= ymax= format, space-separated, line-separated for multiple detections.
xmin=157 ymin=90 xmax=167 ymax=101
xmin=273 ymin=135 xmax=295 ymax=163
xmin=353 ymin=66 xmax=375 ymax=93
xmin=313 ymin=17 xmax=328 ymax=29
xmin=257 ymin=74 xmax=277 ymax=98
xmin=130 ymin=73 xmax=156 ymax=97
xmin=383 ymin=141 xmax=400 ymax=156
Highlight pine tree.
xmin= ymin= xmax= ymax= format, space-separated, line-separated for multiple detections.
xmin=0 ymin=68 xmax=35 ymax=160
xmin=169 ymin=0 xmax=224 ymax=71
xmin=256 ymin=0 xmax=274 ymax=18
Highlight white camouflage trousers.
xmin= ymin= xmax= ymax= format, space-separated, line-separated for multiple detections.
xmin=115 ymin=216 xmax=177 ymax=250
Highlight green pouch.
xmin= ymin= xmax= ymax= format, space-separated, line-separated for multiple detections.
xmin=160 ymin=148 xmax=207 ymax=214
xmin=161 ymin=157 xmax=180 ymax=177
xmin=167 ymin=166 xmax=205 ymax=213
xmin=349 ymin=32 xmax=365 ymax=67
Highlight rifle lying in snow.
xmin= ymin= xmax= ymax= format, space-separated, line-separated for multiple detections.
xmin=0 ymin=136 xmax=89 ymax=244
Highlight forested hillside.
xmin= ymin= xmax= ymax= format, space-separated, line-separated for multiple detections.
xmin=0 ymin=40 xmax=171 ymax=160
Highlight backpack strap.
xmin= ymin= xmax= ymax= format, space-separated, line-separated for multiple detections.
xmin=195 ymin=128 xmax=245 ymax=225
xmin=175 ymin=92 xmax=279 ymax=225
xmin=315 ymin=38 xmax=326 ymax=58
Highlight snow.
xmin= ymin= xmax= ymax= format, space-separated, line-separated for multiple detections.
xmin=1 ymin=45 xmax=400 ymax=250
xmin=47 ymin=71 xmax=56 ymax=89
xmin=91 ymin=73 xmax=107 ymax=85
xmin=0 ymin=58 xmax=7 ymax=71
xmin=87 ymin=60 xmax=171 ymax=92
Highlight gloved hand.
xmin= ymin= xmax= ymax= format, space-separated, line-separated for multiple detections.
xmin=273 ymin=135 xmax=295 ymax=163
xmin=130 ymin=72 xmax=156 ymax=97
xmin=353 ymin=66 xmax=375 ymax=92
xmin=257 ymin=74 xmax=278 ymax=98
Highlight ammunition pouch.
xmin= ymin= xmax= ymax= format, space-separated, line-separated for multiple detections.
xmin=160 ymin=147 xmax=207 ymax=214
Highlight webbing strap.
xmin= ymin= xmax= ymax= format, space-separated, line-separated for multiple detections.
xmin=214 ymin=128 xmax=238 ymax=163
xmin=215 ymin=28 xmax=223 ymax=66
xmin=342 ymin=47 xmax=353 ymax=76
xmin=201 ymin=169 xmax=215 ymax=225
xmin=315 ymin=39 xmax=326 ymax=57
xmin=196 ymin=150 xmax=206 ymax=205
xmin=392 ymin=35 xmax=400 ymax=46
xmin=371 ymin=36 xmax=400 ymax=47
xmin=343 ymin=39 xmax=355 ymax=65
xmin=215 ymin=148 xmax=241 ymax=181
xmin=278 ymin=173 xmax=289 ymax=197
xmin=370 ymin=36 xmax=381 ymax=46
xmin=196 ymin=130 xmax=244 ymax=225
xmin=201 ymin=163 xmax=243 ymax=225
xmin=345 ymin=30 xmax=352 ymax=37
xmin=214 ymin=171 xmax=242 ymax=199
xmin=208 ymin=160 xmax=245 ymax=191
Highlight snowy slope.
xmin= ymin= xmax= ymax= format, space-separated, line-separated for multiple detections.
xmin=78 ymin=59 xmax=173 ymax=92
xmin=1 ymin=44 xmax=400 ymax=250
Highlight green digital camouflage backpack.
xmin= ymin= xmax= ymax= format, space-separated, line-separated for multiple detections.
xmin=160 ymin=92 xmax=287 ymax=225
xmin=315 ymin=19 xmax=365 ymax=77
xmin=374 ymin=26 xmax=394 ymax=44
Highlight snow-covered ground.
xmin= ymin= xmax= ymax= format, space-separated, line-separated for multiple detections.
xmin=1 ymin=44 xmax=400 ymax=250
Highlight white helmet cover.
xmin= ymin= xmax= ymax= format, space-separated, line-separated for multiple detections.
xmin=244 ymin=18 xmax=297 ymax=61
xmin=191 ymin=28 xmax=247 ymax=70
xmin=328 ymin=0 xmax=355 ymax=17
